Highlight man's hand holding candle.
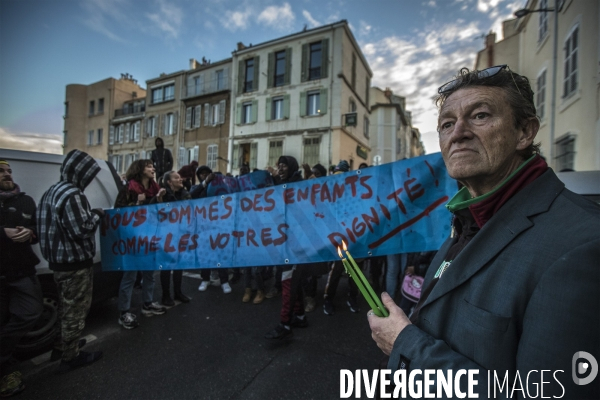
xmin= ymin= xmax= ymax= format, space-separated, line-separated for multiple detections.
xmin=367 ymin=292 xmax=412 ymax=355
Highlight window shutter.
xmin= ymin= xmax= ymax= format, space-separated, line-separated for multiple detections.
xmin=301 ymin=43 xmax=309 ymax=82
xmin=222 ymin=67 xmax=229 ymax=90
xmin=134 ymin=121 xmax=141 ymax=142
xmin=172 ymin=112 xmax=178 ymax=135
xmin=238 ymin=60 xmax=245 ymax=94
xmin=250 ymin=142 xmax=258 ymax=169
xmin=193 ymin=145 xmax=199 ymax=162
xmin=204 ymin=103 xmax=210 ymax=126
xmin=283 ymin=94 xmax=290 ymax=119
xmin=284 ymin=48 xmax=292 ymax=85
xmin=251 ymin=100 xmax=258 ymax=123
xmin=253 ymin=56 xmax=260 ymax=91
xmin=267 ymin=52 xmax=275 ymax=88
xmin=266 ymin=97 xmax=272 ymax=121
xmin=232 ymin=144 xmax=239 ymax=168
xmin=194 ymin=105 xmax=201 ymax=128
xmin=300 ymin=91 xmax=307 ymax=117
xmin=320 ymin=88 xmax=328 ymax=115
xmin=236 ymin=103 xmax=242 ymax=124
xmin=186 ymin=107 xmax=192 ymax=129
xmin=109 ymin=126 xmax=115 ymax=145
xmin=178 ymin=147 xmax=185 ymax=169
xmin=125 ymin=123 xmax=131 ymax=143
xmin=144 ymin=119 xmax=149 ymax=137
xmin=321 ymin=39 xmax=329 ymax=79
xmin=219 ymin=100 xmax=226 ymax=124
xmin=158 ymin=114 xmax=163 ymax=136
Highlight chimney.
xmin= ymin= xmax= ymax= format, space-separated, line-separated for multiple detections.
xmin=237 ymin=42 xmax=246 ymax=51
xmin=384 ymin=87 xmax=393 ymax=99
xmin=190 ymin=58 xmax=197 ymax=69
xmin=485 ymin=32 xmax=496 ymax=48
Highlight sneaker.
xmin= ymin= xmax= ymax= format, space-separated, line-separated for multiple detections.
xmin=50 ymin=338 xmax=87 ymax=361
xmin=221 ymin=282 xmax=232 ymax=294
xmin=174 ymin=293 xmax=191 ymax=303
xmin=304 ymin=296 xmax=317 ymax=313
xmin=265 ymin=287 xmax=280 ymax=299
xmin=265 ymin=324 xmax=293 ymax=340
xmin=198 ymin=281 xmax=210 ymax=291
xmin=253 ymin=290 xmax=265 ymax=304
xmin=347 ymin=297 xmax=360 ymax=313
xmin=323 ymin=299 xmax=335 ymax=315
xmin=162 ymin=295 xmax=175 ymax=307
xmin=242 ymin=288 xmax=252 ymax=303
xmin=290 ymin=315 xmax=308 ymax=328
xmin=118 ymin=312 xmax=140 ymax=329
xmin=0 ymin=371 xmax=24 ymax=397
xmin=57 ymin=351 xmax=103 ymax=374
xmin=141 ymin=302 xmax=166 ymax=316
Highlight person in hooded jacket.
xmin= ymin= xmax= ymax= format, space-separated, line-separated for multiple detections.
xmin=265 ymin=156 xmax=308 ymax=340
xmin=189 ymin=165 xmax=214 ymax=200
xmin=114 ymin=159 xmax=167 ymax=330
xmin=151 ymin=138 xmax=173 ymax=180
xmin=159 ymin=171 xmax=192 ymax=306
xmin=36 ymin=150 xmax=104 ymax=373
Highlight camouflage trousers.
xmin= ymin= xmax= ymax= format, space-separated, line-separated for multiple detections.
xmin=53 ymin=267 xmax=93 ymax=362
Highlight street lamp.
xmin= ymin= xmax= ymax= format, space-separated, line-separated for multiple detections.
xmin=514 ymin=1 xmax=560 ymax=169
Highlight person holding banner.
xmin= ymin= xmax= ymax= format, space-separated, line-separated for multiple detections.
xmin=190 ymin=165 xmax=214 ymax=200
xmin=159 ymin=171 xmax=192 ymax=307
xmin=368 ymin=66 xmax=600 ymax=399
xmin=115 ymin=160 xmax=167 ymax=330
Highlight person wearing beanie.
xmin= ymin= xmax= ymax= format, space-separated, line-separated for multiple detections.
xmin=334 ymin=160 xmax=350 ymax=174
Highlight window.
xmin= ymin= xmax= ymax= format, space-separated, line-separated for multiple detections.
xmin=97 ymin=129 xmax=103 ymax=145
xmin=132 ymin=121 xmax=140 ymax=142
xmin=274 ymin=51 xmax=286 ymax=86
xmin=165 ymin=113 xmax=175 ymax=135
xmin=364 ymin=116 xmax=370 ymax=138
xmin=349 ymin=99 xmax=356 ymax=112
xmin=151 ymin=84 xmax=175 ymax=104
xmin=89 ymin=101 xmax=95 ymax=116
xmin=211 ymin=104 xmax=219 ymax=126
xmin=243 ymin=102 xmax=252 ymax=124
xmin=539 ymin=0 xmax=549 ymax=42
xmin=302 ymin=39 xmax=328 ymax=82
xmin=207 ymin=145 xmax=218 ymax=170
xmin=235 ymin=142 xmax=257 ymax=169
xmin=64 ymin=102 xmax=69 ymax=117
xmin=307 ymin=91 xmax=320 ymax=116
xmin=272 ymin=97 xmax=284 ymax=120
xmin=303 ymin=137 xmax=320 ymax=166
xmin=563 ymin=25 xmax=578 ymax=98
xmin=216 ymin=70 xmax=225 ymax=90
xmin=244 ymin=58 xmax=254 ymax=92
xmin=268 ymin=141 xmax=283 ymax=167
xmin=124 ymin=123 xmax=131 ymax=143
xmin=351 ymin=53 xmax=357 ymax=89
xmin=98 ymin=98 xmax=105 ymax=114
xmin=87 ymin=130 xmax=94 ymax=145
xmin=186 ymin=105 xmax=202 ymax=129
xmin=147 ymin=117 xmax=157 ymax=137
xmin=111 ymin=155 xmax=123 ymax=173
xmin=536 ymin=70 xmax=547 ymax=120
xmin=555 ymin=134 xmax=576 ymax=171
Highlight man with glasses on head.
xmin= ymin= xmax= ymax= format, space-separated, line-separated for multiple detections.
xmin=368 ymin=66 xmax=599 ymax=399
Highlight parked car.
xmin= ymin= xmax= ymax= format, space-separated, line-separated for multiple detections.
xmin=0 ymin=149 xmax=123 ymax=354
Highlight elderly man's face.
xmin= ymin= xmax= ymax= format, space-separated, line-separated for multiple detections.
xmin=438 ymin=86 xmax=535 ymax=197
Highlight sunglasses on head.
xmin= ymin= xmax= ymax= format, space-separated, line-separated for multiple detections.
xmin=438 ymin=64 xmax=509 ymax=94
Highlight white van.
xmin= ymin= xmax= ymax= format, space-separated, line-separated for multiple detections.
xmin=0 ymin=149 xmax=123 ymax=354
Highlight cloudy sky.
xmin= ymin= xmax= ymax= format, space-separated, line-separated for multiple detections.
xmin=0 ymin=0 xmax=524 ymax=155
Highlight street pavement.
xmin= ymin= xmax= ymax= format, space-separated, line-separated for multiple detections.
xmin=17 ymin=271 xmax=384 ymax=400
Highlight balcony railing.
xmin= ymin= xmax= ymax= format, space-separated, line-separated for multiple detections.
xmin=115 ymin=105 xmax=146 ymax=118
xmin=184 ymin=76 xmax=231 ymax=99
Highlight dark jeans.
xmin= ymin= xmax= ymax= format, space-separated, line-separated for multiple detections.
xmin=0 ymin=275 xmax=43 ymax=375
xmin=324 ymin=261 xmax=359 ymax=301
xmin=244 ymin=267 xmax=265 ymax=291
xmin=160 ymin=270 xmax=183 ymax=298
xmin=200 ymin=269 xmax=228 ymax=284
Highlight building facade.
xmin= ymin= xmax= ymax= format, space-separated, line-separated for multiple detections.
xmin=64 ymin=75 xmax=145 ymax=160
xmin=475 ymin=0 xmax=600 ymax=171
xmin=229 ymin=20 xmax=373 ymax=174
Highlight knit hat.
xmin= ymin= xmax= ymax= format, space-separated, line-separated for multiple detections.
xmin=335 ymin=160 xmax=350 ymax=172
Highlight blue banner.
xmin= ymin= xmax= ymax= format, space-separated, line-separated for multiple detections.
xmin=100 ymin=153 xmax=456 ymax=271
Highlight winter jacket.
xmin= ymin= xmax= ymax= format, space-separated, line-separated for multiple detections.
xmin=162 ymin=187 xmax=191 ymax=203
xmin=273 ymin=155 xmax=303 ymax=185
xmin=37 ymin=150 xmax=102 ymax=271
xmin=151 ymin=147 xmax=173 ymax=178
xmin=114 ymin=179 xmax=161 ymax=208
xmin=0 ymin=189 xmax=40 ymax=279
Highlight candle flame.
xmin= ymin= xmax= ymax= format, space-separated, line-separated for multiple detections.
xmin=342 ymin=240 xmax=347 ymax=251
xmin=337 ymin=247 xmax=343 ymax=259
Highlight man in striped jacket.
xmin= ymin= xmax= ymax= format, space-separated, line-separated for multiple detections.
xmin=37 ymin=150 xmax=104 ymax=373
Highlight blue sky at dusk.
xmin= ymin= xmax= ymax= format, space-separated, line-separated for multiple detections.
xmin=0 ymin=0 xmax=524 ymax=154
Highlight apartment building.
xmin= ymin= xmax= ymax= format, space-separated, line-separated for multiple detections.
xmin=369 ymin=87 xmax=424 ymax=165
xmin=64 ymin=75 xmax=145 ymax=160
xmin=229 ymin=20 xmax=373 ymax=174
xmin=475 ymin=0 xmax=599 ymax=171
xmin=180 ymin=58 xmax=232 ymax=172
